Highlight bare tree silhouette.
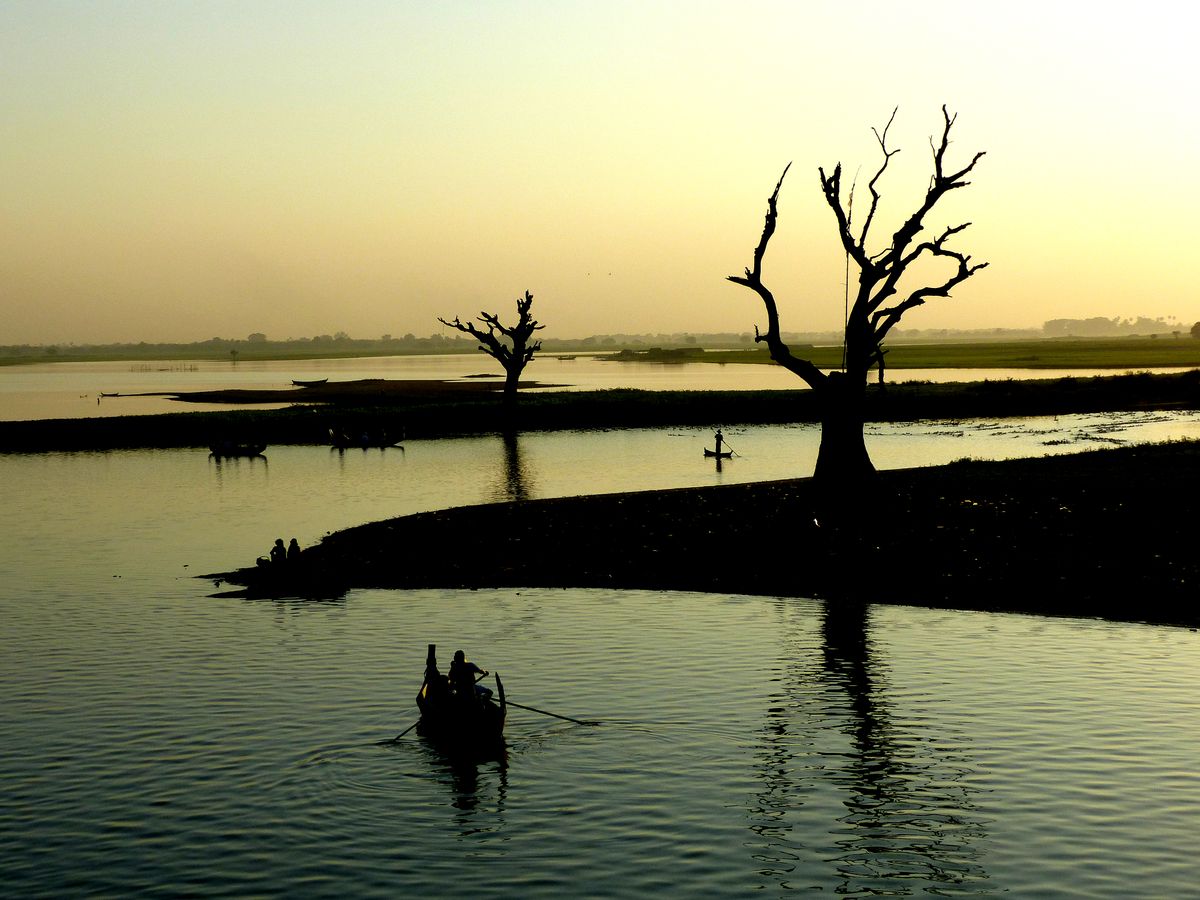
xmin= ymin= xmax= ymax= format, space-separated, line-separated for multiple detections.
xmin=439 ymin=291 xmax=544 ymax=403
xmin=729 ymin=107 xmax=987 ymax=506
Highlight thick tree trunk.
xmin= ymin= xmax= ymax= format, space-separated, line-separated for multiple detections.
xmin=502 ymin=365 xmax=520 ymax=400
xmin=813 ymin=374 xmax=874 ymax=483
xmin=811 ymin=374 xmax=877 ymax=521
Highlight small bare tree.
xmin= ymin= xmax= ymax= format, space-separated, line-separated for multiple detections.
xmin=439 ymin=291 xmax=544 ymax=402
xmin=729 ymin=107 xmax=987 ymax=495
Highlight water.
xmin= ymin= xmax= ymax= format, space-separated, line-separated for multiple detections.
xmin=4 ymin=353 xmax=1193 ymax=420
xmin=3 ymin=422 xmax=1200 ymax=897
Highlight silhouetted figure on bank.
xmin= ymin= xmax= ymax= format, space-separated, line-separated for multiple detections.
xmin=270 ymin=538 xmax=286 ymax=566
xmin=287 ymin=538 xmax=301 ymax=563
xmin=449 ymin=650 xmax=492 ymax=703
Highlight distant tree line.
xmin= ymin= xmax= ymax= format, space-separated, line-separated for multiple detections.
xmin=1043 ymin=317 xmax=1184 ymax=337
xmin=0 ymin=333 xmax=479 ymax=360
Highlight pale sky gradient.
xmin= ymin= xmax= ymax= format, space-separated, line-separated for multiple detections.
xmin=2 ymin=1 xmax=1197 ymax=344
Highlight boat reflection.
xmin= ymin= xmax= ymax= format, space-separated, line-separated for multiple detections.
xmin=747 ymin=601 xmax=989 ymax=892
xmin=418 ymin=738 xmax=510 ymax=835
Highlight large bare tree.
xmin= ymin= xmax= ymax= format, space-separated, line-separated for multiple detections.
xmin=439 ymin=290 xmax=544 ymax=402
xmin=729 ymin=107 xmax=987 ymax=497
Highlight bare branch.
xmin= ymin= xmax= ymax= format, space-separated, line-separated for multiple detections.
xmin=870 ymin=227 xmax=989 ymax=341
xmin=727 ymin=165 xmax=826 ymax=389
xmin=819 ymin=164 xmax=873 ymax=272
xmin=858 ymin=107 xmax=900 ymax=249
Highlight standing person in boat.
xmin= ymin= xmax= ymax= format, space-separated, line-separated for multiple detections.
xmin=449 ymin=650 xmax=492 ymax=702
xmin=423 ymin=645 xmax=448 ymax=700
xmin=714 ymin=428 xmax=726 ymax=455
xmin=269 ymin=538 xmax=287 ymax=566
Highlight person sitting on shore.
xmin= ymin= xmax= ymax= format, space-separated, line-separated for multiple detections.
xmin=448 ymin=650 xmax=492 ymax=703
xmin=269 ymin=538 xmax=287 ymax=566
xmin=286 ymin=538 xmax=301 ymax=563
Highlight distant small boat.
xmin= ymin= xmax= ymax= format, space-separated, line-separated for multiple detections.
xmin=209 ymin=443 xmax=266 ymax=458
xmin=704 ymin=448 xmax=733 ymax=458
xmin=292 ymin=378 xmax=329 ymax=387
xmin=555 ymin=355 xmax=577 ymax=361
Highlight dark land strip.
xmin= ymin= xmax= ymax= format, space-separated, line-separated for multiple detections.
xmin=214 ymin=441 xmax=1200 ymax=628
xmin=3 ymin=369 xmax=1199 ymax=452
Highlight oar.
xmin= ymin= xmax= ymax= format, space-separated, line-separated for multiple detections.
xmin=506 ymin=699 xmax=599 ymax=726
xmin=392 ymin=719 xmax=420 ymax=741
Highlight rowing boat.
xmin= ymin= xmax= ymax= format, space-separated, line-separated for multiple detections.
xmin=291 ymin=378 xmax=329 ymax=387
xmin=703 ymin=448 xmax=733 ymax=458
xmin=329 ymin=428 xmax=401 ymax=450
xmin=415 ymin=644 xmax=506 ymax=745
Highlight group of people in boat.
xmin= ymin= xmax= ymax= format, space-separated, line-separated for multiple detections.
xmin=424 ymin=648 xmax=493 ymax=706
xmin=257 ymin=537 xmax=301 ymax=568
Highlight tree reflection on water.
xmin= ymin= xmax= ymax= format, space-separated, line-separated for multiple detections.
xmin=748 ymin=601 xmax=990 ymax=893
xmin=490 ymin=430 xmax=534 ymax=504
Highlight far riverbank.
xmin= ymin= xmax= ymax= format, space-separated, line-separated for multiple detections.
xmin=3 ymin=369 xmax=1198 ymax=451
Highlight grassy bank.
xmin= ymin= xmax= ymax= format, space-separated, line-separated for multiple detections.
xmin=647 ymin=336 xmax=1200 ymax=369
xmin=217 ymin=440 xmax=1200 ymax=627
xmin=3 ymin=369 xmax=1197 ymax=452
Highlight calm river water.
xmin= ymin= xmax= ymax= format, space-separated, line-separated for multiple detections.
xmin=4 ymin=358 xmax=1200 ymax=896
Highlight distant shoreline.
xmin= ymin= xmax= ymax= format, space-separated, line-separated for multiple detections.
xmin=2 ymin=369 xmax=1197 ymax=452
xmin=3 ymin=334 xmax=1199 ymax=369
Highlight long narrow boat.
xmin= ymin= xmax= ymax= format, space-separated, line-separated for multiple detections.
xmin=209 ymin=442 xmax=266 ymax=458
xmin=415 ymin=644 xmax=506 ymax=745
xmin=329 ymin=428 xmax=401 ymax=450
xmin=703 ymin=448 xmax=733 ymax=458
xmin=291 ymin=378 xmax=329 ymax=387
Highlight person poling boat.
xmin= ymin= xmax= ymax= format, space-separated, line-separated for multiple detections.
xmin=704 ymin=428 xmax=734 ymax=459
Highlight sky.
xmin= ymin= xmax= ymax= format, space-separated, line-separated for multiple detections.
xmin=2 ymin=1 xmax=1197 ymax=344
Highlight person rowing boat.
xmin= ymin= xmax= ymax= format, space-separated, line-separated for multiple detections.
xmin=449 ymin=649 xmax=493 ymax=702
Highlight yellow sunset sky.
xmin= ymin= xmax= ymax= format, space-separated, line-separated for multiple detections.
xmin=2 ymin=1 xmax=1196 ymax=344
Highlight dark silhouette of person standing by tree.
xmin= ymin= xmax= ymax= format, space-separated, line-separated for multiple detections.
xmin=728 ymin=106 xmax=987 ymax=514
xmin=439 ymin=291 xmax=544 ymax=405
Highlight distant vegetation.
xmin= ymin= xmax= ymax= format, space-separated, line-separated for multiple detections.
xmin=1043 ymin=316 xmax=1189 ymax=337
xmin=2 ymin=321 xmax=1195 ymax=367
